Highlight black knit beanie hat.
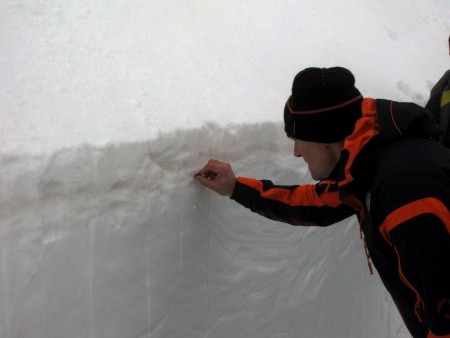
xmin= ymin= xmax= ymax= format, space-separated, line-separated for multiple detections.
xmin=284 ymin=67 xmax=363 ymax=143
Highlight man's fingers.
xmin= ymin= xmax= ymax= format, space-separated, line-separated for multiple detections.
xmin=196 ymin=174 xmax=213 ymax=184
xmin=195 ymin=174 xmax=219 ymax=190
xmin=194 ymin=172 xmax=217 ymax=180
xmin=194 ymin=159 xmax=236 ymax=196
xmin=196 ymin=159 xmax=221 ymax=175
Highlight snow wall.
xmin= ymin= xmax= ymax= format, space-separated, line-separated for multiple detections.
xmin=2 ymin=1 xmax=450 ymax=337
xmin=1 ymin=122 xmax=410 ymax=338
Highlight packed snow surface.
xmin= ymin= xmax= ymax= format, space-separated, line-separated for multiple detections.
xmin=1 ymin=1 xmax=449 ymax=337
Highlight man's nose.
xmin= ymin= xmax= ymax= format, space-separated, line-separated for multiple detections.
xmin=294 ymin=145 xmax=302 ymax=157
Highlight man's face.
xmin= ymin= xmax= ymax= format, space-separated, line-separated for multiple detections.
xmin=293 ymin=138 xmax=341 ymax=181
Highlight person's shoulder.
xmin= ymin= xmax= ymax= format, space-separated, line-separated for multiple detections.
xmin=369 ymin=141 xmax=445 ymax=205
xmin=442 ymin=69 xmax=450 ymax=78
xmin=375 ymin=138 xmax=448 ymax=177
xmin=431 ymin=69 xmax=450 ymax=91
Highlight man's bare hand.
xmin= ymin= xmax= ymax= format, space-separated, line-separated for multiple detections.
xmin=195 ymin=159 xmax=236 ymax=197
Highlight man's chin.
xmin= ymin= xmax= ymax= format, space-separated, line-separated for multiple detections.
xmin=310 ymin=174 xmax=322 ymax=181
xmin=311 ymin=172 xmax=328 ymax=181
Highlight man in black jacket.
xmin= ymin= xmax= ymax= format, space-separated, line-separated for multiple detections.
xmin=196 ymin=67 xmax=450 ymax=338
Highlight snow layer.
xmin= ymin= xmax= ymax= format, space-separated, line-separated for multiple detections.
xmin=1 ymin=123 xmax=409 ymax=338
xmin=1 ymin=0 xmax=449 ymax=337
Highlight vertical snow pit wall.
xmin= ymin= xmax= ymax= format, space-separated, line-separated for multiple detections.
xmin=0 ymin=122 xmax=407 ymax=338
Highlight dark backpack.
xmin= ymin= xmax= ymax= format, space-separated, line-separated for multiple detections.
xmin=426 ymin=69 xmax=450 ymax=147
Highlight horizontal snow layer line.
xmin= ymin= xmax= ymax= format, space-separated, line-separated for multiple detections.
xmin=0 ymin=121 xmax=292 ymax=208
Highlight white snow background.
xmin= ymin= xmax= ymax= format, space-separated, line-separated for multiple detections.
xmin=1 ymin=1 xmax=449 ymax=337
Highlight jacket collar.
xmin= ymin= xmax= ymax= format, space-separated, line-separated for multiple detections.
xmin=330 ymin=98 xmax=439 ymax=219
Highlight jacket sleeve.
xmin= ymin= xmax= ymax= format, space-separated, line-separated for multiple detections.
xmin=230 ymin=176 xmax=355 ymax=226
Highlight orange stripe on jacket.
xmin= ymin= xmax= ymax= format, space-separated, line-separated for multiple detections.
xmin=380 ymin=197 xmax=450 ymax=246
xmin=339 ymin=98 xmax=379 ymax=187
xmin=237 ymin=177 xmax=342 ymax=208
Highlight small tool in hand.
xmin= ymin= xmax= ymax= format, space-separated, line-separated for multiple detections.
xmin=194 ymin=171 xmax=217 ymax=180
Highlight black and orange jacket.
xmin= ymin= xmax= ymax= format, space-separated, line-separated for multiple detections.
xmin=230 ymin=98 xmax=450 ymax=337
xmin=231 ymin=98 xmax=446 ymax=227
